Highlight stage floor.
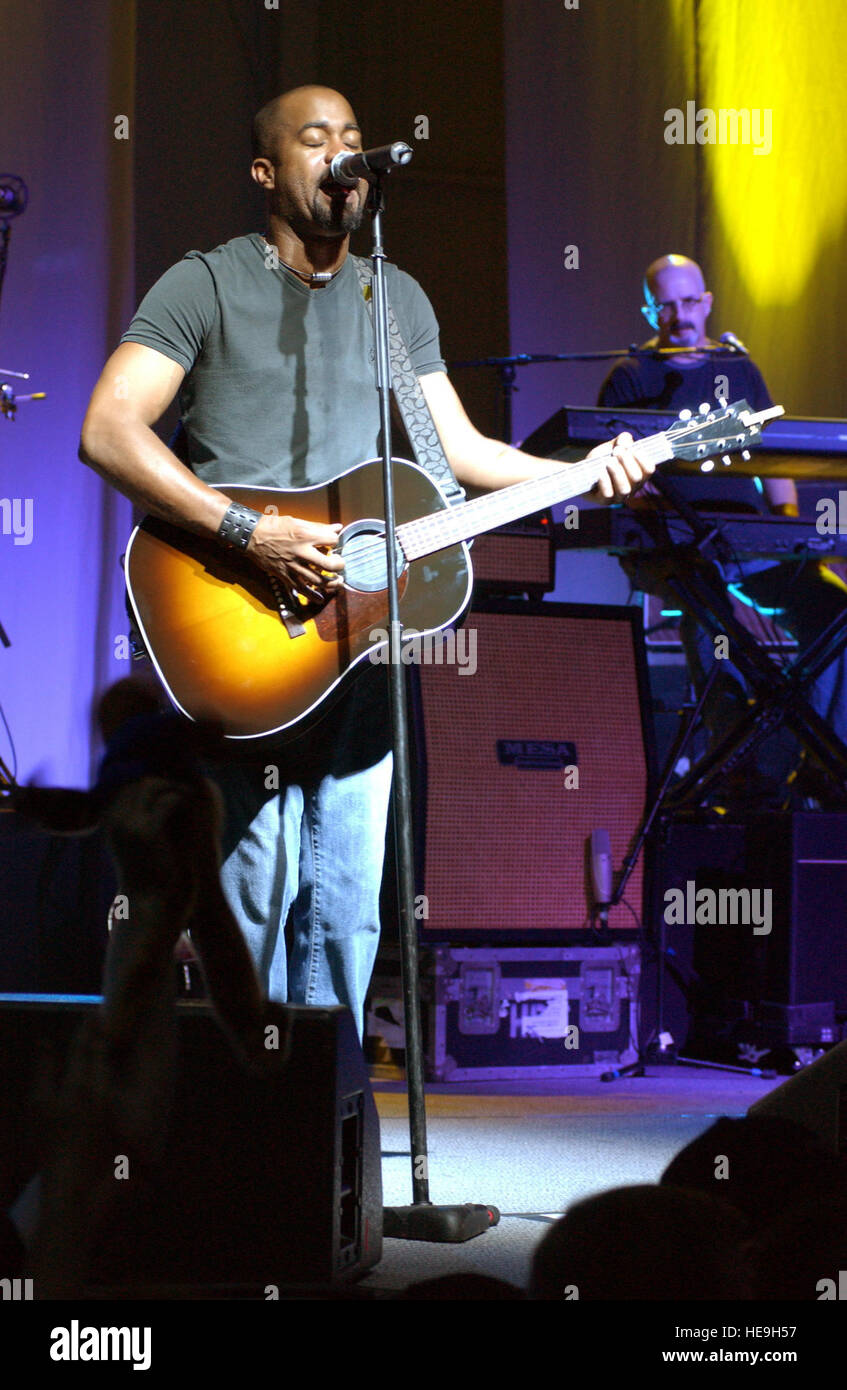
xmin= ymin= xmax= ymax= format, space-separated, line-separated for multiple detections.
xmin=363 ymin=1066 xmax=785 ymax=1294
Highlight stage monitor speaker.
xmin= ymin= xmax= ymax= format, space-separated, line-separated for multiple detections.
xmin=748 ymin=1036 xmax=847 ymax=1154
xmin=0 ymin=997 xmax=382 ymax=1291
xmin=413 ymin=600 xmax=653 ymax=937
xmin=0 ymin=812 xmax=114 ymax=993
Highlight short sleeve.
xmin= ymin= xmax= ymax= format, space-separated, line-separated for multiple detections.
xmin=120 ymin=252 xmax=218 ymax=373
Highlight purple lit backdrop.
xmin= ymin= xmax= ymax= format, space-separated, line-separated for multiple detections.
xmin=1 ymin=0 xmax=135 ymax=785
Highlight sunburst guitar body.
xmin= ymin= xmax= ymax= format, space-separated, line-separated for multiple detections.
xmin=125 ymin=458 xmax=471 ymax=739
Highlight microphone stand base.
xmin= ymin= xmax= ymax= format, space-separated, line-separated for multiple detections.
xmin=383 ymin=1203 xmax=500 ymax=1244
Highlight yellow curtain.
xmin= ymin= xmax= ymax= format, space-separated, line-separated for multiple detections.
xmin=691 ymin=0 xmax=847 ymax=415
xmin=505 ymin=0 xmax=847 ymax=423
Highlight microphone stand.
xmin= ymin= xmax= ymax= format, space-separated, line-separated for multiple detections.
xmin=449 ymin=346 xmax=745 ymax=445
xmin=366 ymin=177 xmax=498 ymax=1243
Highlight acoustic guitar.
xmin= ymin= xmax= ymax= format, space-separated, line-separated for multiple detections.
xmin=125 ymin=400 xmax=782 ymax=739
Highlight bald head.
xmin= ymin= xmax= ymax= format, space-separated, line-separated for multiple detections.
xmin=643 ymin=254 xmax=705 ymax=301
xmin=641 ymin=253 xmax=712 ymax=352
xmin=250 ymin=85 xmax=366 ymax=243
xmin=252 ymin=86 xmax=359 ymax=161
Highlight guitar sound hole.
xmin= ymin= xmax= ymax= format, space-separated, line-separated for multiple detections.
xmin=338 ymin=519 xmax=405 ymax=593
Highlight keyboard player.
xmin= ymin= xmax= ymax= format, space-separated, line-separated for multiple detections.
xmin=597 ymin=253 xmax=847 ymax=804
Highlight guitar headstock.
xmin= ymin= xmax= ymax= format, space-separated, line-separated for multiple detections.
xmin=665 ymin=399 xmax=784 ymax=471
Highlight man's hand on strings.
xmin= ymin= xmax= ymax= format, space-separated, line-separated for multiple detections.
xmin=247 ymin=513 xmax=345 ymax=603
xmin=584 ymin=432 xmax=656 ymax=503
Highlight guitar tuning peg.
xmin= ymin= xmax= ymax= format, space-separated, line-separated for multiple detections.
xmin=700 ymin=459 xmax=715 ymax=472
xmin=717 ymin=397 xmax=728 ymax=407
xmin=699 ymin=402 xmax=711 ymax=415
xmin=721 ymin=454 xmax=732 ymax=466
xmin=741 ymin=449 xmax=751 ymax=461
xmin=678 ymin=408 xmax=692 ymax=421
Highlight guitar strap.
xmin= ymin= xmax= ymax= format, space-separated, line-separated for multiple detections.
xmin=351 ymin=255 xmax=466 ymax=506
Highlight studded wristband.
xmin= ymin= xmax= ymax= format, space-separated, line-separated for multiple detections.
xmin=217 ymin=501 xmax=262 ymax=550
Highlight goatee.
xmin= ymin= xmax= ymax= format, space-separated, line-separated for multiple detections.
xmin=312 ymin=195 xmax=364 ymax=235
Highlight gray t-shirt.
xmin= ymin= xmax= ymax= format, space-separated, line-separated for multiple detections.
xmin=121 ymin=232 xmax=446 ymax=488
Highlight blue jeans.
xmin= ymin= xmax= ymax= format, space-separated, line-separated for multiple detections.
xmin=210 ymin=669 xmax=393 ymax=1037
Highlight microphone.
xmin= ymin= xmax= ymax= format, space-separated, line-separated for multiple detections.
xmin=329 ymin=142 xmax=413 ymax=187
xmin=720 ymin=331 xmax=749 ymax=356
xmin=589 ymin=829 xmax=613 ymax=935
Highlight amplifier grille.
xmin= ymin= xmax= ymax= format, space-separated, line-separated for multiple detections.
xmin=417 ymin=606 xmax=647 ymax=934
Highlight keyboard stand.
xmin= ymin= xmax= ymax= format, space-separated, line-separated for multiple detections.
xmin=631 ymin=475 xmax=847 ymax=808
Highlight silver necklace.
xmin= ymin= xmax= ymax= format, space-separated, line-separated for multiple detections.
xmin=264 ymin=239 xmax=339 ymax=288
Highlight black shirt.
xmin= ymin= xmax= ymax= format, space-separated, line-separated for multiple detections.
xmin=598 ymin=345 xmax=774 ymax=510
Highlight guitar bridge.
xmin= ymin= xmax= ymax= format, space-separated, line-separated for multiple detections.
xmin=268 ymin=575 xmax=307 ymax=638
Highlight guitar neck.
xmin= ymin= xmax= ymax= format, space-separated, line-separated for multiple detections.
xmin=396 ymin=432 xmax=672 ymax=561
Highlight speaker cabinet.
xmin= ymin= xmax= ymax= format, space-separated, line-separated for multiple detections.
xmin=413 ymin=600 xmax=653 ymax=938
xmin=754 ymin=813 xmax=847 ymax=1010
xmin=0 ymin=997 xmax=382 ymax=1291
xmin=651 ymin=814 xmax=847 ymax=1050
xmin=471 ymin=521 xmax=554 ymax=598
